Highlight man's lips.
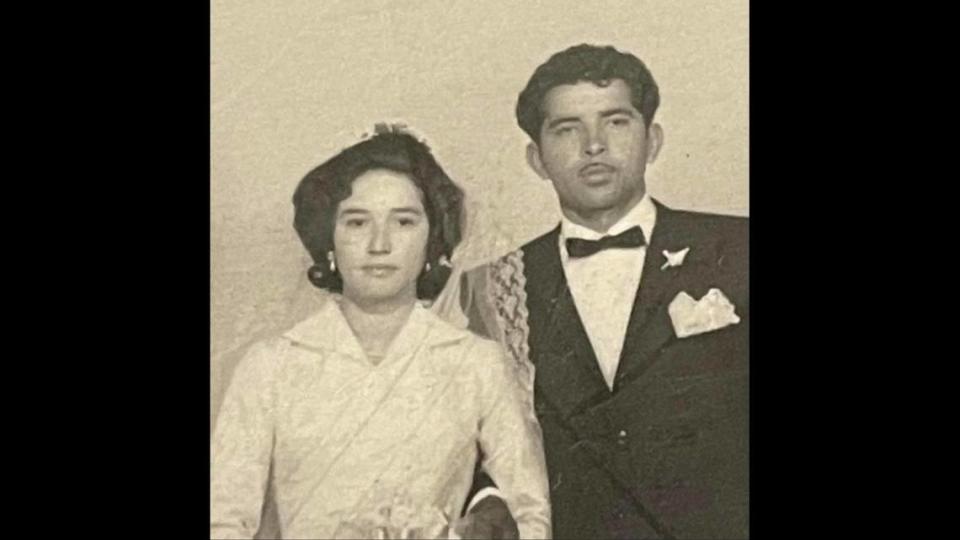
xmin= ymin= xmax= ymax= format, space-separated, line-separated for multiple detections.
xmin=580 ymin=163 xmax=616 ymax=175
xmin=580 ymin=163 xmax=616 ymax=182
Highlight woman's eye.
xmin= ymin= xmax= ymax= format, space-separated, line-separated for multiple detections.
xmin=398 ymin=218 xmax=417 ymax=227
xmin=610 ymin=117 xmax=630 ymax=126
xmin=345 ymin=219 xmax=366 ymax=228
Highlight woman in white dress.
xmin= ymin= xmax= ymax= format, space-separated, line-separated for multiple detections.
xmin=210 ymin=125 xmax=551 ymax=539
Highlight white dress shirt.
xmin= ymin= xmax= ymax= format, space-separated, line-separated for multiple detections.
xmin=559 ymin=194 xmax=657 ymax=390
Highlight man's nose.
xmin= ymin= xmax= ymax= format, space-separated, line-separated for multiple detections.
xmin=584 ymin=126 xmax=606 ymax=156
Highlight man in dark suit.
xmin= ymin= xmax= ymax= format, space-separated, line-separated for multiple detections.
xmin=461 ymin=43 xmax=748 ymax=539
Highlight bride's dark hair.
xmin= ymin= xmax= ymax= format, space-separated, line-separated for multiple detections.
xmin=292 ymin=124 xmax=465 ymax=300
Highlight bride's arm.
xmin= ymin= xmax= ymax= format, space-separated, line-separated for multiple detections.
xmin=211 ymin=341 xmax=279 ymax=539
xmin=474 ymin=340 xmax=552 ymax=540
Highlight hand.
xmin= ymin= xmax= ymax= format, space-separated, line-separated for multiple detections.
xmin=454 ymin=496 xmax=518 ymax=540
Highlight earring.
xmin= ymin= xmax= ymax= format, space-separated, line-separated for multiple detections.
xmin=307 ymin=264 xmax=325 ymax=286
xmin=424 ymin=261 xmax=432 ymax=272
xmin=438 ymin=255 xmax=452 ymax=268
xmin=327 ymin=251 xmax=336 ymax=272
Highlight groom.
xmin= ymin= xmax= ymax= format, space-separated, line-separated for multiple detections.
xmin=462 ymin=44 xmax=748 ymax=539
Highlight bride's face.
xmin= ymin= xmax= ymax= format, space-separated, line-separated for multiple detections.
xmin=333 ymin=169 xmax=429 ymax=306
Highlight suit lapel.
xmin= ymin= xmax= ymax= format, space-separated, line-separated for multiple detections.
xmin=613 ymin=201 xmax=710 ymax=391
xmin=522 ymin=227 xmax=611 ymax=419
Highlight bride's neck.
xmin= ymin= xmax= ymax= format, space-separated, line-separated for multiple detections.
xmin=339 ymin=296 xmax=416 ymax=361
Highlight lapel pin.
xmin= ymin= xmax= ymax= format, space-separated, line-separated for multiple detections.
xmin=661 ymin=247 xmax=691 ymax=270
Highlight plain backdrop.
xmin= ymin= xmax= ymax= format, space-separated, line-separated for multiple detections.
xmin=211 ymin=0 xmax=748 ymax=427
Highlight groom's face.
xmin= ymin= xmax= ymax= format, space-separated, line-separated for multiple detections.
xmin=526 ymin=79 xmax=663 ymax=218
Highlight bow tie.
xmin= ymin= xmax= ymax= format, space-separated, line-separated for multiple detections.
xmin=565 ymin=226 xmax=647 ymax=258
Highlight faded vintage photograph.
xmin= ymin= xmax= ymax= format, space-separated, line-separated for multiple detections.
xmin=211 ymin=1 xmax=748 ymax=538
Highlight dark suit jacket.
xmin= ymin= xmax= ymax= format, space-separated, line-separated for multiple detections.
xmin=465 ymin=200 xmax=749 ymax=539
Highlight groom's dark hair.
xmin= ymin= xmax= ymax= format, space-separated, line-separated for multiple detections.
xmin=516 ymin=43 xmax=660 ymax=144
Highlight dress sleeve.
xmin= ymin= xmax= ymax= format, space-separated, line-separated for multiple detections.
xmin=210 ymin=340 xmax=281 ymax=539
xmin=474 ymin=340 xmax=552 ymax=539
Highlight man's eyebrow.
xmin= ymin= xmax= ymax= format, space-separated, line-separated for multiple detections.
xmin=546 ymin=108 xmax=637 ymax=130
xmin=546 ymin=116 xmax=581 ymax=130
xmin=338 ymin=208 xmax=370 ymax=216
xmin=600 ymin=108 xmax=638 ymax=118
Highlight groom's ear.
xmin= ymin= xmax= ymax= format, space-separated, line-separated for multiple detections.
xmin=526 ymin=142 xmax=550 ymax=180
xmin=645 ymin=122 xmax=664 ymax=164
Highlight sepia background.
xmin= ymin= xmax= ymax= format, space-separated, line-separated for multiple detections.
xmin=211 ymin=0 xmax=748 ymax=429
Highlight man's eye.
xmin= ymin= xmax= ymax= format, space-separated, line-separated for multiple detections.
xmin=610 ymin=117 xmax=630 ymax=126
xmin=345 ymin=219 xmax=366 ymax=228
xmin=554 ymin=126 xmax=576 ymax=135
xmin=398 ymin=218 xmax=417 ymax=227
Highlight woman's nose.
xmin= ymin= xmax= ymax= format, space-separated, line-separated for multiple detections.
xmin=367 ymin=224 xmax=391 ymax=254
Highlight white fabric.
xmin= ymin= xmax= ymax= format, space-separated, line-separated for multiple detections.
xmin=210 ymin=298 xmax=551 ymax=539
xmin=466 ymin=486 xmax=504 ymax=513
xmin=558 ymin=194 xmax=657 ymax=390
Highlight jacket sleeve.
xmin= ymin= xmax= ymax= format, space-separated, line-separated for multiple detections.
xmin=210 ymin=341 xmax=280 ymax=539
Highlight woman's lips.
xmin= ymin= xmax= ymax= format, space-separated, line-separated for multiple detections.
xmin=361 ymin=264 xmax=398 ymax=277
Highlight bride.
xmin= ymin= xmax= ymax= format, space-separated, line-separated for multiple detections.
xmin=210 ymin=125 xmax=551 ymax=539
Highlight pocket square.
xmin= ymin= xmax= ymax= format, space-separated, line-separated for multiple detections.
xmin=668 ymin=288 xmax=741 ymax=338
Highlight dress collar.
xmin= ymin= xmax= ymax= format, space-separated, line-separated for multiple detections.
xmin=283 ymin=295 xmax=471 ymax=360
